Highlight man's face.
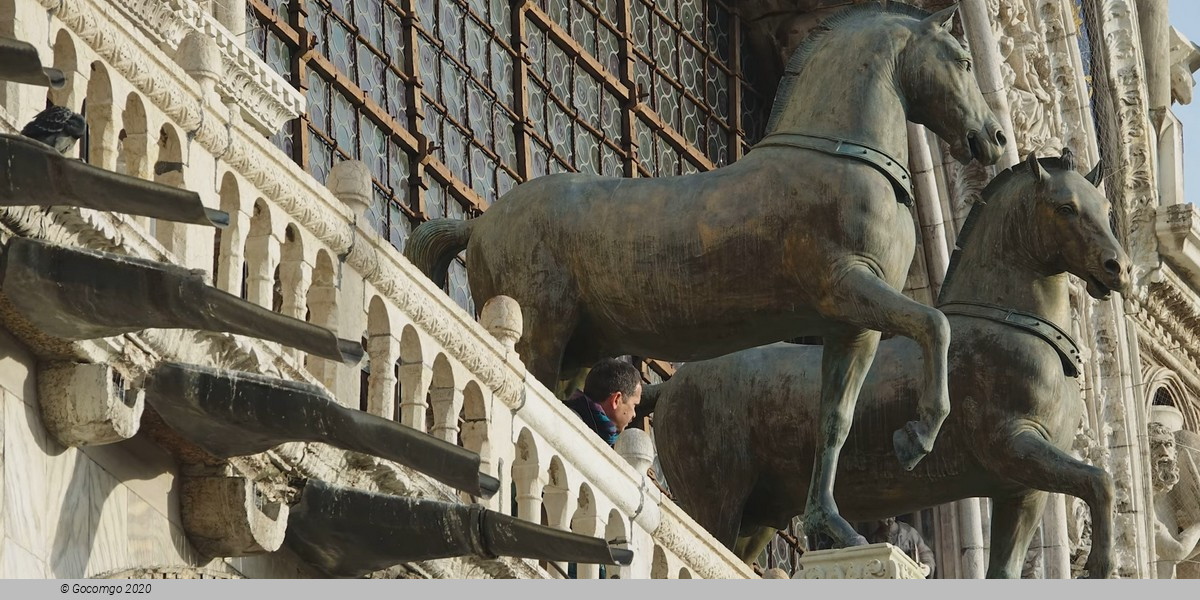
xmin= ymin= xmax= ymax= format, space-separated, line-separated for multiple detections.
xmin=610 ymin=383 xmax=642 ymax=432
xmin=1151 ymin=431 xmax=1180 ymax=494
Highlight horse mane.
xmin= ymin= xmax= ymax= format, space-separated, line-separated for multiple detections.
xmin=765 ymin=1 xmax=932 ymax=134
xmin=938 ymin=150 xmax=1080 ymax=303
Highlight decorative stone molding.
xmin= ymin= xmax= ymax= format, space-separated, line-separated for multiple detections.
xmin=1156 ymin=203 xmax=1200 ymax=285
xmin=794 ymin=543 xmax=926 ymax=579
xmin=1169 ymin=27 xmax=1200 ymax=106
xmin=615 ymin=429 xmax=656 ymax=475
xmin=37 ymin=361 xmax=143 ymax=446
xmin=327 ymin=160 xmax=373 ymax=218
xmin=180 ymin=475 xmax=290 ymax=557
xmin=989 ymin=0 xmax=1063 ymax=156
xmin=108 ymin=0 xmax=304 ymax=133
xmin=1085 ymin=0 xmax=1161 ymax=285
xmin=480 ymin=295 xmax=522 ymax=353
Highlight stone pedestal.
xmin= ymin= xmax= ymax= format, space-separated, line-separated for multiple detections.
xmin=794 ymin=543 xmax=926 ymax=579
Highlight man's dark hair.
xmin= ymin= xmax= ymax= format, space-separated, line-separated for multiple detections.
xmin=583 ymin=358 xmax=641 ymax=402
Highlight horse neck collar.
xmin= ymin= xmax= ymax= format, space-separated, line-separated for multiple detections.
xmin=937 ymin=301 xmax=1082 ymax=378
xmin=752 ymin=132 xmax=913 ymax=206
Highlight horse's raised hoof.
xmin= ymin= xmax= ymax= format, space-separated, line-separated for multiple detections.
xmin=893 ymin=421 xmax=933 ymax=471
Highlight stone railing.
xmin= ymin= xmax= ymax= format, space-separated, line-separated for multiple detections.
xmin=106 ymin=0 xmax=305 ymax=133
xmin=4 ymin=0 xmax=754 ymax=579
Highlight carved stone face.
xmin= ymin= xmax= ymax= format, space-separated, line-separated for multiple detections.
xmin=1149 ymin=422 xmax=1180 ymax=495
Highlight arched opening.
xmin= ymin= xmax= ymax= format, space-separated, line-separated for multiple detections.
xmin=305 ymin=249 xmax=339 ymax=394
xmin=84 ymin=62 xmax=116 ymax=170
xmin=605 ymin=509 xmax=629 ymax=579
xmin=213 ymin=172 xmax=244 ymax=292
xmin=244 ymin=200 xmax=277 ymax=308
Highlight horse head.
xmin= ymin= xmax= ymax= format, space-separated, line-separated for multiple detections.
xmin=899 ymin=4 xmax=1006 ymax=165
xmin=1019 ymin=149 xmax=1131 ymax=299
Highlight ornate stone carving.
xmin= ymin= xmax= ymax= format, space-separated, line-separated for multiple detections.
xmin=794 ymin=543 xmax=926 ymax=579
xmin=988 ymin=0 xmax=1062 ymax=156
xmin=1169 ymin=27 xmax=1200 ymax=106
xmin=108 ymin=0 xmax=305 ymax=133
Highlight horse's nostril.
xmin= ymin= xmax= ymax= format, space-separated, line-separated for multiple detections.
xmin=1104 ymin=259 xmax=1122 ymax=276
xmin=994 ymin=130 xmax=1007 ymax=146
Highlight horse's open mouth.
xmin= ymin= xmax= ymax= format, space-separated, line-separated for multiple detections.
xmin=967 ymin=131 xmax=982 ymax=161
xmin=1086 ymin=275 xmax=1112 ymax=300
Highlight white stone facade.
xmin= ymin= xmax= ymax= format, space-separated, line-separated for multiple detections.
xmin=0 ymin=0 xmax=1196 ymax=581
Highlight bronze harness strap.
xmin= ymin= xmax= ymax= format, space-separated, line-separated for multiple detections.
xmin=938 ymin=301 xmax=1083 ymax=378
xmin=752 ymin=132 xmax=914 ymax=206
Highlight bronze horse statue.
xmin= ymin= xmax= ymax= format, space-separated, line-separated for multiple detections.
xmin=406 ymin=2 xmax=1005 ymax=547
xmin=643 ymin=150 xmax=1130 ymax=578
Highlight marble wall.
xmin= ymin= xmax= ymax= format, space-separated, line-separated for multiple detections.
xmin=0 ymin=327 xmax=313 ymax=579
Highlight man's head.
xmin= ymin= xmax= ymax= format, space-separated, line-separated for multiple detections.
xmin=1149 ymin=421 xmax=1181 ymax=495
xmin=584 ymin=358 xmax=642 ymax=433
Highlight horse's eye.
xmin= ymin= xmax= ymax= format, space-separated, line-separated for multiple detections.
xmin=1056 ymin=205 xmax=1077 ymax=216
xmin=958 ymin=59 xmax=972 ymax=71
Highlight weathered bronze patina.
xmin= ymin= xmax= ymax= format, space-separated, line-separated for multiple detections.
xmin=408 ymin=2 xmax=1005 ymax=548
xmin=0 ymin=134 xmax=229 ymax=227
xmin=645 ymin=151 xmax=1129 ymax=578
xmin=144 ymin=362 xmax=498 ymax=498
xmin=0 ymin=35 xmax=65 ymax=88
xmin=285 ymin=479 xmax=633 ymax=577
xmin=0 ymin=237 xmax=362 ymax=364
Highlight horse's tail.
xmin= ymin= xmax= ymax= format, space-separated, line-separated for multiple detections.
xmin=404 ymin=218 xmax=475 ymax=287
xmin=636 ymin=383 xmax=666 ymax=419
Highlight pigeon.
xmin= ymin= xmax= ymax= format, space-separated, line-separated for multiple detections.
xmin=20 ymin=105 xmax=87 ymax=155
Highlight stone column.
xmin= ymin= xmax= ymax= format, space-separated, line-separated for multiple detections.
xmin=542 ymin=485 xmax=576 ymax=578
xmin=397 ymin=362 xmax=432 ymax=430
xmin=908 ymin=123 xmax=951 ymax=298
xmin=512 ymin=463 xmax=544 ymax=524
xmin=212 ymin=0 xmax=249 ymax=45
xmin=279 ymin=259 xmax=313 ymax=319
xmin=429 ymin=385 xmax=464 ymax=443
xmin=244 ymin=233 xmax=280 ymax=309
xmin=1043 ymin=493 xmax=1072 ymax=578
xmin=957 ymin=497 xmax=986 ymax=578
xmin=960 ymin=0 xmax=1020 ymax=167
xmin=366 ymin=334 xmax=401 ymax=418
xmin=1137 ymin=0 xmax=1171 ymax=115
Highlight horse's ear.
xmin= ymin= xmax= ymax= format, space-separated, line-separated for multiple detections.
xmin=1085 ymin=160 xmax=1103 ymax=187
xmin=922 ymin=4 xmax=959 ymax=32
xmin=1027 ymin=152 xmax=1048 ymax=183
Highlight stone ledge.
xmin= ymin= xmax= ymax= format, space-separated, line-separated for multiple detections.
xmin=794 ymin=543 xmax=927 ymax=579
xmin=1156 ymin=203 xmax=1200 ymax=288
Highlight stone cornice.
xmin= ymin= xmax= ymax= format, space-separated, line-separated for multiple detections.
xmin=107 ymin=0 xmax=305 ymax=133
xmin=1156 ymin=203 xmax=1200 ymax=285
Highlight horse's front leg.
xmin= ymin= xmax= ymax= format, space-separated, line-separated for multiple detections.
xmin=993 ymin=430 xmax=1114 ymax=578
xmin=803 ymin=328 xmax=878 ymax=549
xmin=825 ymin=265 xmax=951 ymax=470
xmin=986 ymin=491 xmax=1048 ymax=578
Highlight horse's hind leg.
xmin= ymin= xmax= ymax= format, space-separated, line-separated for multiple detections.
xmin=825 ymin=266 xmax=950 ymax=470
xmin=803 ymin=329 xmax=877 ymax=549
xmin=517 ymin=299 xmax=580 ymax=393
xmin=735 ymin=526 xmax=779 ymax=566
xmin=986 ymin=491 xmax=1048 ymax=578
xmin=992 ymin=430 xmax=1114 ymax=578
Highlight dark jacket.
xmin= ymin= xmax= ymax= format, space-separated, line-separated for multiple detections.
xmin=564 ymin=390 xmax=619 ymax=446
